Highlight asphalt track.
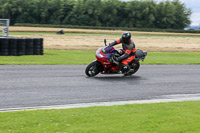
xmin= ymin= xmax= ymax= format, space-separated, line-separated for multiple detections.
xmin=0 ymin=65 xmax=200 ymax=111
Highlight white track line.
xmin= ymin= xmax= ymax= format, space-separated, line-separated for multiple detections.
xmin=1 ymin=94 xmax=200 ymax=112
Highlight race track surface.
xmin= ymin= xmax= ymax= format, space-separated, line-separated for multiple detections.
xmin=0 ymin=65 xmax=200 ymax=110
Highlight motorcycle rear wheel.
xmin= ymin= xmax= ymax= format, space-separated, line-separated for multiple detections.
xmin=125 ymin=62 xmax=140 ymax=76
xmin=85 ymin=61 xmax=101 ymax=77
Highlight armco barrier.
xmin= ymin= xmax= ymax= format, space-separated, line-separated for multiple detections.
xmin=0 ymin=37 xmax=43 ymax=56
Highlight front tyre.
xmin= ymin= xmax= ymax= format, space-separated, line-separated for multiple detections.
xmin=85 ymin=61 xmax=101 ymax=77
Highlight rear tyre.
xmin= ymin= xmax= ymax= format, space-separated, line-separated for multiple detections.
xmin=125 ymin=62 xmax=140 ymax=76
xmin=85 ymin=61 xmax=102 ymax=77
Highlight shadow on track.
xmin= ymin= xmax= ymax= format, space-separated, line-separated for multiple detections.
xmin=87 ymin=75 xmax=143 ymax=82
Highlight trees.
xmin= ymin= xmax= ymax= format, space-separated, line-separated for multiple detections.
xmin=126 ymin=0 xmax=157 ymax=28
xmin=0 ymin=0 xmax=23 ymax=25
xmin=0 ymin=0 xmax=191 ymax=29
xmin=155 ymin=1 xmax=177 ymax=29
xmin=172 ymin=0 xmax=191 ymax=29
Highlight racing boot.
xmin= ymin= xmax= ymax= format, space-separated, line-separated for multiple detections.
xmin=121 ymin=64 xmax=130 ymax=75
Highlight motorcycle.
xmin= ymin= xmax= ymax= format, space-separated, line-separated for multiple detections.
xmin=85 ymin=39 xmax=147 ymax=77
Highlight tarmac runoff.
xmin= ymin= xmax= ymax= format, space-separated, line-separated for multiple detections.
xmin=1 ymin=93 xmax=200 ymax=112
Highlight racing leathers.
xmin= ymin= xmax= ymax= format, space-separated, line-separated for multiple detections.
xmin=109 ymin=38 xmax=136 ymax=73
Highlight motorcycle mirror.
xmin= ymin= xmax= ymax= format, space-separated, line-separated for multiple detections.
xmin=104 ymin=39 xmax=107 ymax=46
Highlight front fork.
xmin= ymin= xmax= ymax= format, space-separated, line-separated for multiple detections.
xmin=95 ymin=60 xmax=104 ymax=72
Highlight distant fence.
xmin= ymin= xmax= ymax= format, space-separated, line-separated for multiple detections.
xmin=0 ymin=37 xmax=43 ymax=56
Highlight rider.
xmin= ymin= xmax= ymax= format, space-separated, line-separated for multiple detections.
xmin=109 ymin=32 xmax=136 ymax=74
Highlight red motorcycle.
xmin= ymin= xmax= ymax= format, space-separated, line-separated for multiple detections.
xmin=85 ymin=39 xmax=147 ymax=77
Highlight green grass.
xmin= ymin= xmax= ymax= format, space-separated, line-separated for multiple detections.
xmin=0 ymin=50 xmax=200 ymax=65
xmin=144 ymin=52 xmax=200 ymax=64
xmin=0 ymin=50 xmax=95 ymax=65
xmin=0 ymin=101 xmax=200 ymax=133
xmin=10 ymin=32 xmax=200 ymax=38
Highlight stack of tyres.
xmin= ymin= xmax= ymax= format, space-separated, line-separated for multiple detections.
xmin=0 ymin=37 xmax=43 ymax=56
xmin=33 ymin=38 xmax=41 ymax=55
xmin=25 ymin=38 xmax=34 ymax=55
xmin=17 ymin=38 xmax=26 ymax=55
xmin=40 ymin=38 xmax=44 ymax=55
xmin=0 ymin=38 xmax=9 ymax=56
xmin=8 ymin=38 xmax=17 ymax=56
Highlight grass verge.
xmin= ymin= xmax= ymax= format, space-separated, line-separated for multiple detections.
xmin=10 ymin=32 xmax=200 ymax=38
xmin=0 ymin=101 xmax=200 ymax=133
xmin=0 ymin=50 xmax=200 ymax=65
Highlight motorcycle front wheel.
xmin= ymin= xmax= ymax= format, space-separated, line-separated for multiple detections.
xmin=85 ymin=61 xmax=101 ymax=77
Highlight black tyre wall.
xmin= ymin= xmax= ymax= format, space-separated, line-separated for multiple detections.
xmin=40 ymin=38 xmax=44 ymax=55
xmin=33 ymin=38 xmax=41 ymax=55
xmin=25 ymin=38 xmax=34 ymax=55
xmin=8 ymin=38 xmax=17 ymax=56
xmin=17 ymin=38 xmax=26 ymax=55
xmin=0 ymin=37 xmax=44 ymax=56
xmin=0 ymin=38 xmax=9 ymax=56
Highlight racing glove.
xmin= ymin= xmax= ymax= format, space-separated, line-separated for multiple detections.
xmin=116 ymin=49 xmax=123 ymax=54
xmin=112 ymin=56 xmax=120 ymax=62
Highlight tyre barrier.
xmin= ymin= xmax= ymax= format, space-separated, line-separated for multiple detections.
xmin=9 ymin=38 xmax=17 ymax=56
xmin=0 ymin=38 xmax=9 ymax=56
xmin=0 ymin=37 xmax=43 ymax=56
xmin=25 ymin=38 xmax=34 ymax=55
